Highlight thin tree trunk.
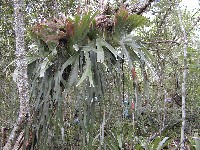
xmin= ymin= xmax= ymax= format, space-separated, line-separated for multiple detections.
xmin=3 ymin=0 xmax=30 ymax=149
xmin=54 ymin=0 xmax=59 ymax=17
xmin=178 ymin=7 xmax=188 ymax=150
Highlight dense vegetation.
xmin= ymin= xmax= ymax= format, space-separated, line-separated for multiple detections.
xmin=0 ymin=0 xmax=200 ymax=149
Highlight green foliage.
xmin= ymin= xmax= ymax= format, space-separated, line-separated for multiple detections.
xmin=73 ymin=12 xmax=97 ymax=43
xmin=134 ymin=136 xmax=170 ymax=150
xmin=0 ymin=0 xmax=17 ymax=130
xmin=25 ymin=6 xmax=153 ymax=149
xmin=1 ymin=0 xmax=200 ymax=149
xmin=115 ymin=10 xmax=147 ymax=36
xmin=193 ymin=134 xmax=200 ymax=150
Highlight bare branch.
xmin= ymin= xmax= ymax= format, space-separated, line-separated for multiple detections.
xmin=141 ymin=40 xmax=180 ymax=45
xmin=147 ymin=123 xmax=170 ymax=142
xmin=132 ymin=0 xmax=155 ymax=15
xmin=187 ymin=16 xmax=200 ymax=35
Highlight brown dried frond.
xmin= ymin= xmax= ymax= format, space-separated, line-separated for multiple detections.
xmin=95 ymin=15 xmax=114 ymax=32
xmin=32 ymin=16 xmax=76 ymax=45
xmin=65 ymin=20 xmax=75 ymax=38
xmin=45 ymin=31 xmax=66 ymax=44
xmin=114 ymin=6 xmax=129 ymax=25
xmin=54 ymin=17 xmax=65 ymax=26
xmin=45 ymin=20 xmax=60 ymax=31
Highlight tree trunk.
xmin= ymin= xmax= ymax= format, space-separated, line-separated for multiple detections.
xmin=178 ymin=7 xmax=188 ymax=150
xmin=3 ymin=0 xmax=30 ymax=149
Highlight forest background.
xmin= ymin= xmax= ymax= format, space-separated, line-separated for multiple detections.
xmin=0 ymin=0 xmax=200 ymax=149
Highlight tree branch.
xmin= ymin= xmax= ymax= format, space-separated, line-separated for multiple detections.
xmin=141 ymin=40 xmax=180 ymax=45
xmin=187 ymin=16 xmax=200 ymax=36
xmin=133 ymin=0 xmax=155 ymax=15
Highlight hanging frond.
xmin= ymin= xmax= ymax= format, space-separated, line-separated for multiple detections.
xmin=26 ymin=7 xmax=155 ymax=149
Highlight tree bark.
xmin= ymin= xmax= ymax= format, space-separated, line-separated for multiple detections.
xmin=3 ymin=0 xmax=30 ymax=149
xmin=178 ymin=7 xmax=188 ymax=150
